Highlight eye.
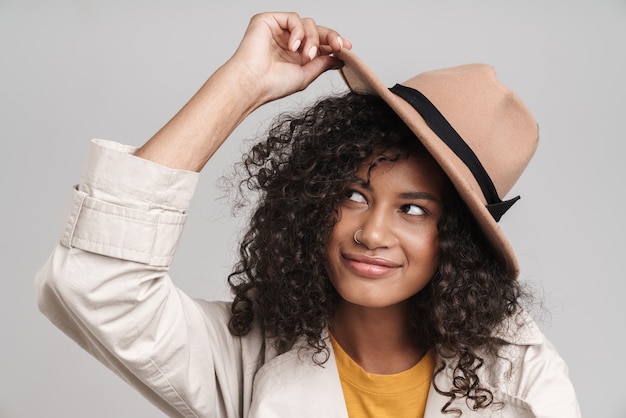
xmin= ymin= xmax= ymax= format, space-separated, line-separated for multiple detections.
xmin=346 ymin=190 xmax=367 ymax=204
xmin=402 ymin=204 xmax=426 ymax=216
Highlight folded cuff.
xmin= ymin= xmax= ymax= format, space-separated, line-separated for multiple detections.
xmin=61 ymin=187 xmax=187 ymax=267
xmin=80 ymin=139 xmax=200 ymax=211
xmin=59 ymin=139 xmax=201 ymax=267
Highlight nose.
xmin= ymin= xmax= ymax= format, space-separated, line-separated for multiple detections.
xmin=357 ymin=207 xmax=395 ymax=250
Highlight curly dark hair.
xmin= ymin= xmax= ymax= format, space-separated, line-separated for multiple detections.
xmin=227 ymin=92 xmax=524 ymax=415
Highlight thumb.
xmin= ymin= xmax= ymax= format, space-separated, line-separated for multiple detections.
xmin=299 ymin=55 xmax=344 ymax=88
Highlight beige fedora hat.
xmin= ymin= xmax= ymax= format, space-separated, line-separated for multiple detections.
xmin=335 ymin=49 xmax=538 ymax=277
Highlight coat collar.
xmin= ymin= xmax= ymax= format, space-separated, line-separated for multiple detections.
xmin=248 ymin=310 xmax=542 ymax=418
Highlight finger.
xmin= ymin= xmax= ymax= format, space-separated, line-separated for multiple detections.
xmin=299 ymin=55 xmax=345 ymax=86
xmin=299 ymin=17 xmax=321 ymax=61
xmin=318 ymin=39 xmax=352 ymax=56
xmin=317 ymin=26 xmax=352 ymax=53
xmin=261 ymin=12 xmax=306 ymax=52
xmin=284 ymin=13 xmax=305 ymax=52
xmin=341 ymin=37 xmax=353 ymax=50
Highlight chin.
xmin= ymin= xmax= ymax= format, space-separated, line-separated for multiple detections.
xmin=335 ymin=284 xmax=417 ymax=310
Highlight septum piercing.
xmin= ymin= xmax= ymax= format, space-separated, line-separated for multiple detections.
xmin=354 ymin=229 xmax=363 ymax=245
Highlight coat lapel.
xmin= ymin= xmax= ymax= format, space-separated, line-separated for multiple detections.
xmin=248 ymin=341 xmax=349 ymax=418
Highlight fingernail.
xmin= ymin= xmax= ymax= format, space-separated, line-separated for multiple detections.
xmin=308 ymin=45 xmax=318 ymax=60
xmin=337 ymin=36 xmax=344 ymax=49
xmin=291 ymin=39 xmax=301 ymax=52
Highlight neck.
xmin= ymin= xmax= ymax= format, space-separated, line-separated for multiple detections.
xmin=330 ymin=299 xmax=425 ymax=374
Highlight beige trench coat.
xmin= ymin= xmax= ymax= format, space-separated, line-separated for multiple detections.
xmin=36 ymin=140 xmax=580 ymax=417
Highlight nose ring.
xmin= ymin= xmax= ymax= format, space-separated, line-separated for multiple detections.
xmin=354 ymin=229 xmax=363 ymax=245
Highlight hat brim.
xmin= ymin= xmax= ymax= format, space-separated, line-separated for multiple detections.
xmin=336 ymin=49 xmax=519 ymax=276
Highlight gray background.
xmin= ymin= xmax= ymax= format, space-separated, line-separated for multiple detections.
xmin=2 ymin=0 xmax=625 ymax=416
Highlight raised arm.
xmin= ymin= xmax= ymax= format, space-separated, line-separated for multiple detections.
xmin=36 ymin=12 xmax=350 ymax=418
xmin=134 ymin=12 xmax=350 ymax=171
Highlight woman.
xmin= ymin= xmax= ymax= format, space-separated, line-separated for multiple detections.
xmin=36 ymin=12 xmax=579 ymax=417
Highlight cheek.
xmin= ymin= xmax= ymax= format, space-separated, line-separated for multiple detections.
xmin=407 ymin=229 xmax=440 ymax=270
xmin=328 ymin=208 xmax=357 ymax=245
xmin=428 ymin=237 xmax=440 ymax=275
xmin=325 ymin=226 xmax=343 ymax=274
xmin=325 ymin=205 xmax=345 ymax=249
xmin=427 ymin=230 xmax=440 ymax=258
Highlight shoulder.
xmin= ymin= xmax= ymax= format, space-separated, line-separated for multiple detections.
xmin=484 ymin=311 xmax=581 ymax=417
xmin=432 ymin=311 xmax=580 ymax=416
xmin=492 ymin=309 xmax=543 ymax=345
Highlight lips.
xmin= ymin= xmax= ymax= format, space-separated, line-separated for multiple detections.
xmin=342 ymin=253 xmax=401 ymax=277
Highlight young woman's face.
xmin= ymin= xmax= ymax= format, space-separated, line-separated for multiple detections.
xmin=326 ymin=152 xmax=446 ymax=309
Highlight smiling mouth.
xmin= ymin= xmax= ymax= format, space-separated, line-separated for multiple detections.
xmin=342 ymin=253 xmax=401 ymax=277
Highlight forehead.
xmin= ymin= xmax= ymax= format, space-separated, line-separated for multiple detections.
xmin=358 ymin=152 xmax=447 ymax=196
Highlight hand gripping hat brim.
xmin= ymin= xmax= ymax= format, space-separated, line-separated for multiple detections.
xmin=335 ymin=49 xmax=539 ymax=277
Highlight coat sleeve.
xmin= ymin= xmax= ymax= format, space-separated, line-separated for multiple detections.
xmin=35 ymin=139 xmax=259 ymax=418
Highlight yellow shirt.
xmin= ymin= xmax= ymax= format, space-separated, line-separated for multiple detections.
xmin=330 ymin=334 xmax=435 ymax=418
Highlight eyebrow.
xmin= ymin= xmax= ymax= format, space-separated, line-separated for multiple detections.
xmin=399 ymin=191 xmax=440 ymax=202
xmin=352 ymin=178 xmax=441 ymax=203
